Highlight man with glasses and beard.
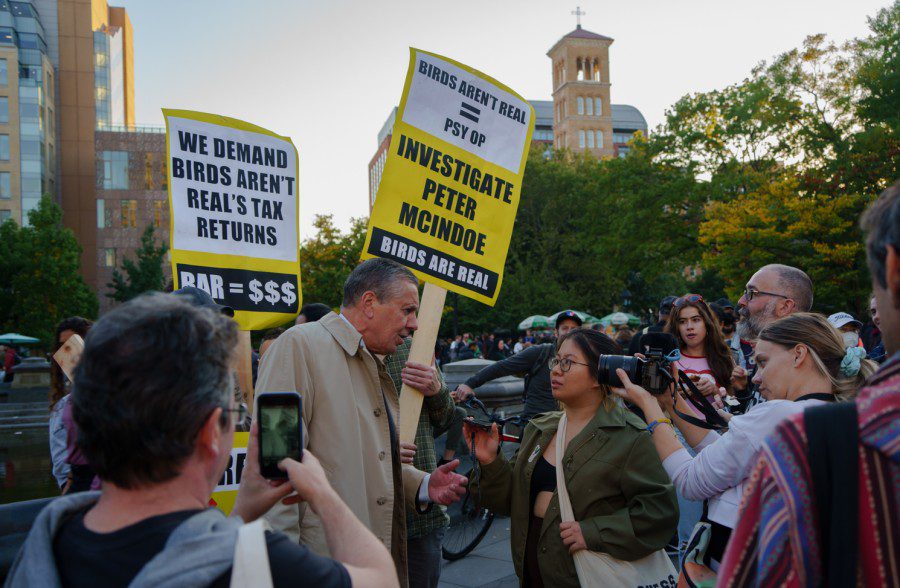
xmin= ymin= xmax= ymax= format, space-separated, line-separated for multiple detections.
xmin=731 ymin=264 xmax=814 ymax=412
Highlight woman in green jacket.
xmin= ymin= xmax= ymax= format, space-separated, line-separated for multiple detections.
xmin=465 ymin=328 xmax=678 ymax=587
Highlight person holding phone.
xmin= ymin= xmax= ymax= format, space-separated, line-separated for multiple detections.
xmin=8 ymin=293 xmax=400 ymax=588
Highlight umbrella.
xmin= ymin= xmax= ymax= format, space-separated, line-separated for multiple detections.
xmin=0 ymin=333 xmax=41 ymax=345
xmin=518 ymin=315 xmax=551 ymax=330
xmin=597 ymin=313 xmax=641 ymax=328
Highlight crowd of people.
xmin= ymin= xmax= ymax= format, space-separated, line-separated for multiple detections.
xmin=5 ymin=183 xmax=898 ymax=588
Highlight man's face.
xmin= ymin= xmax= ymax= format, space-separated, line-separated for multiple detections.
xmin=870 ymin=296 xmax=880 ymax=328
xmin=555 ymin=319 xmax=581 ymax=339
xmin=737 ymin=268 xmax=786 ymax=340
xmin=365 ymin=280 xmax=420 ymax=355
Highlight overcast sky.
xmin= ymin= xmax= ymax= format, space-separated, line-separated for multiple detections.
xmin=116 ymin=0 xmax=888 ymax=237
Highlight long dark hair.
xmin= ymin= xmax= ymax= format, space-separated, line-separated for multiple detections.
xmin=665 ymin=295 xmax=735 ymax=393
xmin=49 ymin=317 xmax=93 ymax=410
xmin=556 ymin=327 xmax=621 ymax=409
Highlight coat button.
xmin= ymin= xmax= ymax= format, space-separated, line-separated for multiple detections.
xmin=377 ymin=496 xmax=387 ymax=506
xmin=374 ymin=408 xmax=382 ymax=417
xmin=378 ymin=450 xmax=386 ymax=460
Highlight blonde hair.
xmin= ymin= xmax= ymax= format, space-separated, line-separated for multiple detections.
xmin=758 ymin=313 xmax=876 ymax=400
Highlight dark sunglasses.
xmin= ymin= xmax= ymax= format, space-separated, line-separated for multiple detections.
xmin=674 ymin=294 xmax=704 ymax=308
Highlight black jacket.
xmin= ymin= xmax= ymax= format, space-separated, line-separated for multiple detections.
xmin=465 ymin=343 xmax=557 ymax=417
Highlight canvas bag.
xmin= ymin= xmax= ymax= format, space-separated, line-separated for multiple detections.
xmin=230 ymin=519 xmax=274 ymax=588
xmin=555 ymin=414 xmax=678 ymax=588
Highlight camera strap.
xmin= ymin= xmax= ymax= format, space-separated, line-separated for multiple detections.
xmin=672 ymin=370 xmax=730 ymax=431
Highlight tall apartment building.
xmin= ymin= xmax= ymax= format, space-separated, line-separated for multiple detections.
xmin=0 ymin=0 xmax=57 ymax=225
xmin=57 ymin=0 xmax=137 ymax=291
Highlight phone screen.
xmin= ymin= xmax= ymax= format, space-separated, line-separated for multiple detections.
xmin=258 ymin=393 xmax=302 ymax=478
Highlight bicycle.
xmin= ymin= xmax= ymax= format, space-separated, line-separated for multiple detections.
xmin=441 ymin=397 xmax=529 ymax=561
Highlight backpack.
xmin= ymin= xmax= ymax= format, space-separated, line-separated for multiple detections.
xmin=522 ymin=343 xmax=553 ymax=397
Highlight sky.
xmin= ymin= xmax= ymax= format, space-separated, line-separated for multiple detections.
xmin=115 ymin=0 xmax=889 ymax=237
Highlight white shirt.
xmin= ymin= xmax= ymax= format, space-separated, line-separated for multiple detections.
xmin=662 ymin=397 xmax=828 ymax=528
xmin=513 ymin=342 xmax=524 ymax=354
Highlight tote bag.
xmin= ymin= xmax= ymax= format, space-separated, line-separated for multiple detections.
xmin=555 ymin=414 xmax=678 ymax=588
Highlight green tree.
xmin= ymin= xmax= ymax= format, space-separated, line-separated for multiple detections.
xmin=298 ymin=214 xmax=367 ymax=309
xmin=106 ymin=224 xmax=168 ymax=302
xmin=0 ymin=196 xmax=97 ymax=348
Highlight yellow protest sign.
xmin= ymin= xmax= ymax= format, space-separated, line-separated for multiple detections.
xmin=164 ymin=109 xmax=301 ymax=330
xmin=362 ymin=49 xmax=534 ymax=305
xmin=209 ymin=432 xmax=249 ymax=516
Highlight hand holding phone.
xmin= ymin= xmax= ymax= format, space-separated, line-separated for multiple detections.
xmin=257 ymin=392 xmax=303 ymax=479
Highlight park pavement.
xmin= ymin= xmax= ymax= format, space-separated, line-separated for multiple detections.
xmin=438 ymin=515 xmax=518 ymax=587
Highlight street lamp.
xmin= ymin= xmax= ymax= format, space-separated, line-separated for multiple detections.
xmin=542 ymin=147 xmax=553 ymax=161
xmin=621 ymin=289 xmax=632 ymax=309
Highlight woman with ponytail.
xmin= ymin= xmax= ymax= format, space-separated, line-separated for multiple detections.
xmin=613 ymin=313 xmax=875 ymax=576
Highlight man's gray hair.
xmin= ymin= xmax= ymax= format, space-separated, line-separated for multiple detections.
xmin=73 ymin=293 xmax=237 ymax=488
xmin=342 ymin=258 xmax=418 ymax=307
xmin=762 ymin=264 xmax=814 ymax=312
xmin=861 ymin=182 xmax=900 ymax=289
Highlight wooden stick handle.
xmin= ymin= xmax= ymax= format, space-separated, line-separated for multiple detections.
xmin=398 ymin=283 xmax=447 ymax=444
xmin=236 ymin=331 xmax=255 ymax=408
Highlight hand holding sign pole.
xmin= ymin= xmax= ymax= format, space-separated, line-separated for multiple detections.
xmin=363 ymin=49 xmax=534 ymax=443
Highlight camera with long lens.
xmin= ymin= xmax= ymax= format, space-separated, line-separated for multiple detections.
xmin=597 ymin=332 xmax=678 ymax=395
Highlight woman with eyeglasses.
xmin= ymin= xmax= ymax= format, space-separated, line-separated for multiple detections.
xmin=613 ymin=313 xmax=876 ymax=578
xmin=664 ymin=294 xmax=735 ymax=408
xmin=464 ymin=328 xmax=677 ymax=588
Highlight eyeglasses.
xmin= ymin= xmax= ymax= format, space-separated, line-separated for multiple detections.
xmin=743 ymin=289 xmax=789 ymax=302
xmin=549 ymin=357 xmax=591 ymax=372
xmin=674 ymin=294 xmax=704 ymax=308
xmin=220 ymin=404 xmax=249 ymax=427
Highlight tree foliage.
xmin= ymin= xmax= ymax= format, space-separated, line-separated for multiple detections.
xmin=0 ymin=196 xmax=97 ymax=348
xmin=298 ymin=214 xmax=367 ymax=309
xmin=106 ymin=224 xmax=168 ymax=302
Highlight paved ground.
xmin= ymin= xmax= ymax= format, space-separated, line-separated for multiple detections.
xmin=439 ymin=517 xmax=517 ymax=587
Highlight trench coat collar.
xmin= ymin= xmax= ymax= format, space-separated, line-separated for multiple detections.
xmin=320 ymin=311 xmax=365 ymax=357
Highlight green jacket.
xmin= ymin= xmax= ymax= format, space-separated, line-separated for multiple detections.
xmin=474 ymin=404 xmax=678 ymax=588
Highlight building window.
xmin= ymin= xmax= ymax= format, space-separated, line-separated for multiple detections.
xmin=97 ymin=198 xmax=106 ymax=228
xmin=120 ymin=199 xmax=137 ymax=228
xmin=154 ymin=200 xmax=164 ymax=228
xmin=596 ymin=131 xmax=604 ymax=149
xmin=0 ymin=209 xmax=10 ymax=223
xmin=595 ymin=98 xmax=602 ymax=116
xmin=579 ymin=130 xmax=585 ymax=149
xmin=0 ymin=59 xmax=6 ymax=85
xmin=586 ymin=97 xmax=593 ymax=116
xmin=0 ymin=97 xmax=7 ymax=124
xmin=0 ymin=172 xmax=8 ymax=199
xmin=577 ymin=97 xmax=584 ymax=115
xmin=144 ymin=153 xmax=154 ymax=189
xmin=0 ymin=134 xmax=7 ymax=160
xmin=100 ymin=151 xmax=129 ymax=189
xmin=104 ymin=248 xmax=116 ymax=267
xmin=587 ymin=130 xmax=595 ymax=149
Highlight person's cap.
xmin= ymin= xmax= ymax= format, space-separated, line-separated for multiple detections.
xmin=556 ymin=310 xmax=583 ymax=328
xmin=715 ymin=297 xmax=735 ymax=310
xmin=827 ymin=312 xmax=862 ymax=330
xmin=659 ymin=296 xmax=678 ymax=315
xmin=171 ymin=286 xmax=235 ymax=317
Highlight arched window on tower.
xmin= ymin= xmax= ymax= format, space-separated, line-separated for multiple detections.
xmin=587 ymin=130 xmax=594 ymax=149
xmin=596 ymin=131 xmax=604 ymax=149
xmin=577 ymin=97 xmax=584 ymax=115
xmin=576 ymin=58 xmax=584 ymax=81
xmin=593 ymin=60 xmax=601 ymax=82
xmin=586 ymin=97 xmax=593 ymax=116
xmin=595 ymin=98 xmax=602 ymax=116
xmin=579 ymin=130 xmax=585 ymax=149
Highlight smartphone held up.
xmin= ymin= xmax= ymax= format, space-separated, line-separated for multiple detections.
xmin=256 ymin=392 xmax=303 ymax=479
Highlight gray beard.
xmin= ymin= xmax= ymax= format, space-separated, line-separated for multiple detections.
xmin=737 ymin=301 xmax=776 ymax=341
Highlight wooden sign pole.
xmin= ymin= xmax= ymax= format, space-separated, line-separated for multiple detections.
xmin=236 ymin=330 xmax=255 ymax=409
xmin=399 ymin=282 xmax=448 ymax=444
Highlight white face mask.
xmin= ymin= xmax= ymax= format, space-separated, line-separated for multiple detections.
xmin=842 ymin=331 xmax=859 ymax=348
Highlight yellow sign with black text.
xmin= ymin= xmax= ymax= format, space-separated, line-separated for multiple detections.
xmin=362 ymin=49 xmax=534 ymax=305
xmin=164 ymin=110 xmax=301 ymax=330
xmin=208 ymin=432 xmax=249 ymax=516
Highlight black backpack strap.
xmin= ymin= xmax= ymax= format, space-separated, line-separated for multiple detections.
xmin=804 ymin=402 xmax=859 ymax=586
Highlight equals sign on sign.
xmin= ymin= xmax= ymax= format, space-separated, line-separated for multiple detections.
xmin=228 ymin=282 xmax=244 ymax=294
xmin=459 ymin=102 xmax=480 ymax=124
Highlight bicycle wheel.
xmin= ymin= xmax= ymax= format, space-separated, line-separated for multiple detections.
xmin=441 ymin=460 xmax=495 ymax=561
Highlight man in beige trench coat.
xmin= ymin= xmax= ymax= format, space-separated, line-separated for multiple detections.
xmin=256 ymin=259 xmax=467 ymax=586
